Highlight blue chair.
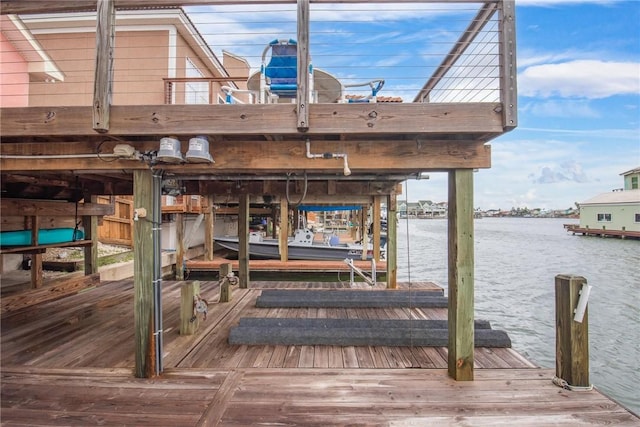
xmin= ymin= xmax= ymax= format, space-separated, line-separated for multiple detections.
xmin=259 ymin=39 xmax=314 ymax=103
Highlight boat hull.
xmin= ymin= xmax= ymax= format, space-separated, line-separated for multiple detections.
xmin=215 ymin=237 xmax=370 ymax=261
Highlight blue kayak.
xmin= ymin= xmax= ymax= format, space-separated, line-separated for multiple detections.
xmin=0 ymin=228 xmax=85 ymax=247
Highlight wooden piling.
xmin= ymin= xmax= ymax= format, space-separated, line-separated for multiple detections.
xmin=180 ymin=281 xmax=200 ymax=335
xmin=219 ymin=263 xmax=233 ymax=303
xmin=555 ymin=274 xmax=590 ymax=388
xmin=447 ymin=169 xmax=474 ymax=381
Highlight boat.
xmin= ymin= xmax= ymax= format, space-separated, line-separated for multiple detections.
xmin=0 ymin=228 xmax=85 ymax=247
xmin=215 ymin=228 xmax=383 ymax=261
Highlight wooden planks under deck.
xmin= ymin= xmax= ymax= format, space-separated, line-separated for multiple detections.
xmin=2 ymin=279 xmax=638 ymax=425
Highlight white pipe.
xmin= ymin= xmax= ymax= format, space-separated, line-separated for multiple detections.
xmin=305 ymin=139 xmax=351 ymax=176
xmin=573 ymin=283 xmax=592 ymax=323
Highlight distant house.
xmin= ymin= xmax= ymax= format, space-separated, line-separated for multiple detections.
xmin=576 ymin=167 xmax=640 ymax=236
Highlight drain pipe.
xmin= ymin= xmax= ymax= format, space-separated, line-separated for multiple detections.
xmin=152 ymin=170 xmax=164 ymax=375
xmin=305 ymin=139 xmax=351 ymax=176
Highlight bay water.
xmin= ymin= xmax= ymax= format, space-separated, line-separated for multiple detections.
xmin=396 ymin=217 xmax=639 ymax=414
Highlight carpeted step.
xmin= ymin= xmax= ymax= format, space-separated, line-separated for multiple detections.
xmin=255 ymin=289 xmax=448 ymax=308
xmin=237 ymin=317 xmax=492 ymax=330
xmin=229 ymin=318 xmax=511 ymax=348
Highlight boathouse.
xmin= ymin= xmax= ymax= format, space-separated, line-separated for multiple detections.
xmin=5 ymin=1 xmax=637 ymax=424
xmin=2 ymin=0 xmax=518 ymax=380
xmin=567 ymin=167 xmax=640 ymax=239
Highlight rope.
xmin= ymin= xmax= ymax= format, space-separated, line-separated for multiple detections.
xmin=552 ymin=376 xmax=593 ymax=392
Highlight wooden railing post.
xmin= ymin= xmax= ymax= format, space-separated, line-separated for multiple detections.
xmin=180 ymin=281 xmax=201 ymax=335
xmin=555 ymin=274 xmax=591 ymax=389
xmin=219 ymin=263 xmax=233 ymax=303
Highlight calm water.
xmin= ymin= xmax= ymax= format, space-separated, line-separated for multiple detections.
xmin=396 ymin=217 xmax=639 ymax=414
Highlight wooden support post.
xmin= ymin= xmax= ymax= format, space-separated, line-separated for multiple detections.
xmin=238 ymin=193 xmax=249 ymax=289
xmin=296 ymin=0 xmax=310 ymax=131
xmin=279 ymin=198 xmax=289 ymax=261
xmin=83 ymin=195 xmax=99 ymax=275
xmin=219 ymin=263 xmax=233 ymax=303
xmin=180 ymin=281 xmax=201 ymax=335
xmin=555 ymin=274 xmax=590 ymax=388
xmin=386 ymin=194 xmax=397 ymax=289
xmin=373 ymin=196 xmax=382 ymax=261
xmin=361 ymin=204 xmax=369 ymax=261
xmin=29 ymin=216 xmax=43 ymax=289
xmin=203 ymin=195 xmax=215 ymax=261
xmin=447 ymin=169 xmax=474 ymax=381
xmin=93 ymin=0 xmax=115 ymax=132
xmin=498 ymin=0 xmax=518 ymax=130
xmin=133 ymin=169 xmax=155 ymax=378
xmin=175 ymin=213 xmax=185 ymax=281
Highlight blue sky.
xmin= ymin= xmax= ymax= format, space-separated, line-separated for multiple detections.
xmin=187 ymin=0 xmax=640 ymax=210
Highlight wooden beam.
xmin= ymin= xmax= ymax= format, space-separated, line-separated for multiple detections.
xmin=0 ymin=200 xmax=114 ymax=217
xmin=93 ymin=0 xmax=115 ymax=132
xmin=1 ymin=1 xmax=496 ymax=15
xmin=360 ymin=204 xmax=369 ymax=261
xmin=0 ymin=104 xmax=504 ymax=137
xmin=296 ymin=0 xmax=310 ymax=131
xmin=279 ymin=198 xmax=289 ymax=261
xmin=555 ymin=274 xmax=590 ymax=388
xmin=82 ymin=196 xmax=99 ymax=274
xmin=203 ymin=195 xmax=215 ymax=261
xmin=386 ymin=193 xmax=397 ymax=289
xmin=373 ymin=195 xmax=382 ymax=261
xmin=447 ymin=169 xmax=474 ymax=381
xmin=0 ymin=140 xmax=492 ymax=172
xmin=238 ymin=193 xmax=250 ymax=288
xmin=498 ymin=0 xmax=518 ymax=130
xmin=133 ymin=169 xmax=156 ymax=378
xmin=30 ymin=217 xmax=43 ymax=289
xmin=175 ymin=213 xmax=185 ymax=280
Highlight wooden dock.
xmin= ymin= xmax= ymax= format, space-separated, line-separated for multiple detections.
xmin=1 ymin=279 xmax=638 ymax=425
xmin=186 ymin=257 xmax=386 ymax=273
xmin=564 ymin=223 xmax=640 ymax=239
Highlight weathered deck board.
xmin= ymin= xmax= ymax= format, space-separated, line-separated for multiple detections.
xmin=1 ymin=279 xmax=637 ymax=425
xmin=2 ymin=367 xmax=637 ymax=426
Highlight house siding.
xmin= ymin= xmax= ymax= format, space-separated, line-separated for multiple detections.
xmin=0 ymin=32 xmax=30 ymax=107
xmin=579 ymin=203 xmax=640 ymax=233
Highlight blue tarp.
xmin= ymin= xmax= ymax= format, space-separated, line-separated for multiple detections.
xmin=297 ymin=205 xmax=361 ymax=212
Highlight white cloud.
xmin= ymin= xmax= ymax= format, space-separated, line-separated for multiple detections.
xmin=519 ymin=60 xmax=640 ymax=99
xmin=520 ymin=99 xmax=600 ymax=118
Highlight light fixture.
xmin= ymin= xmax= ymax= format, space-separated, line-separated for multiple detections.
xmin=156 ymin=136 xmax=184 ymax=163
xmin=186 ymin=135 xmax=214 ymax=164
